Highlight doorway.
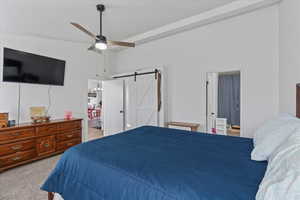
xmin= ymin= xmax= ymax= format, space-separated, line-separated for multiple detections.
xmin=87 ymin=79 xmax=103 ymax=141
xmin=206 ymin=71 xmax=241 ymax=137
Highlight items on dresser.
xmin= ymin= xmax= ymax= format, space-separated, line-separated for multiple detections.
xmin=64 ymin=111 xmax=73 ymax=120
xmin=30 ymin=106 xmax=51 ymax=123
xmin=0 ymin=119 xmax=82 ymax=172
xmin=0 ymin=113 xmax=9 ymax=128
xmin=8 ymin=120 xmax=16 ymax=127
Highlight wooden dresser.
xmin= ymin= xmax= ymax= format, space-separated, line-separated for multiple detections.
xmin=0 ymin=119 xmax=82 ymax=172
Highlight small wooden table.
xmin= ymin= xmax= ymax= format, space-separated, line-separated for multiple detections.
xmin=166 ymin=122 xmax=200 ymax=132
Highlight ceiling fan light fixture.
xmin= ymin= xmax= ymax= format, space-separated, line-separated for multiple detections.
xmin=95 ymin=41 xmax=107 ymax=50
xmin=95 ymin=36 xmax=107 ymax=50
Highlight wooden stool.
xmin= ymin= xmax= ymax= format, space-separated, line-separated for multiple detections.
xmin=166 ymin=122 xmax=200 ymax=132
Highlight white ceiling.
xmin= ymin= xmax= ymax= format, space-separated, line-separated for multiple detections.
xmin=0 ymin=0 xmax=237 ymax=43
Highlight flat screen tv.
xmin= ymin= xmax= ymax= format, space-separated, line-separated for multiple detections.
xmin=3 ymin=48 xmax=65 ymax=86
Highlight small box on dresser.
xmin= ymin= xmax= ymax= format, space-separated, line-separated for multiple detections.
xmin=0 ymin=119 xmax=82 ymax=172
xmin=0 ymin=113 xmax=8 ymax=128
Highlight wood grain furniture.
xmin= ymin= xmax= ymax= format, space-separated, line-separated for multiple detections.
xmin=166 ymin=122 xmax=200 ymax=132
xmin=0 ymin=119 xmax=82 ymax=172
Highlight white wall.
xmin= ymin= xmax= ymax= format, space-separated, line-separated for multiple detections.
xmin=0 ymin=33 xmax=107 ymax=140
xmin=278 ymin=0 xmax=300 ymax=114
xmin=113 ymin=6 xmax=279 ymax=138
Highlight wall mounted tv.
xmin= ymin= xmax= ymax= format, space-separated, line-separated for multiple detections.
xmin=3 ymin=48 xmax=65 ymax=86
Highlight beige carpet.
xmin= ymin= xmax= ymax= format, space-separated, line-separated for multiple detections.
xmin=0 ymin=156 xmax=62 ymax=200
xmin=0 ymin=129 xmax=103 ymax=200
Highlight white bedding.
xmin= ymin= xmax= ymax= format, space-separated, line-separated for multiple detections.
xmin=251 ymin=114 xmax=300 ymax=161
xmin=256 ymin=128 xmax=300 ymax=200
xmin=54 ymin=194 xmax=63 ymax=200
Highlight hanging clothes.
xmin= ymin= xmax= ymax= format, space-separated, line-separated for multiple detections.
xmin=218 ymin=72 xmax=240 ymax=126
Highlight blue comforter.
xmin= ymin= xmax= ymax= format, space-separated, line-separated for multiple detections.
xmin=42 ymin=126 xmax=267 ymax=200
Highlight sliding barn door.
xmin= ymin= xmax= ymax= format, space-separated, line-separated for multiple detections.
xmin=102 ymin=80 xmax=125 ymax=136
xmin=125 ymin=74 xmax=158 ymax=130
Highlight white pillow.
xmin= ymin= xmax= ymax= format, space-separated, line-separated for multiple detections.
xmin=253 ymin=113 xmax=293 ymax=147
xmin=256 ymin=129 xmax=300 ymax=200
xmin=251 ymin=113 xmax=300 ymax=161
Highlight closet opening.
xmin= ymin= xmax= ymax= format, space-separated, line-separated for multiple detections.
xmin=206 ymin=70 xmax=241 ymax=137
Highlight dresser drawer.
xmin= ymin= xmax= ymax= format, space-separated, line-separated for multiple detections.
xmin=0 ymin=128 xmax=35 ymax=144
xmin=57 ymin=139 xmax=81 ymax=152
xmin=58 ymin=121 xmax=81 ymax=131
xmin=56 ymin=130 xmax=81 ymax=142
xmin=36 ymin=136 xmax=56 ymax=156
xmin=0 ymin=149 xmax=36 ymax=168
xmin=36 ymin=124 xmax=58 ymax=136
xmin=0 ymin=140 xmax=35 ymax=157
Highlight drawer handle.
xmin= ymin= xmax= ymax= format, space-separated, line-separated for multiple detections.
xmin=44 ymin=143 xmax=50 ymax=148
xmin=12 ymin=132 xmax=21 ymax=136
xmin=11 ymin=145 xmax=22 ymax=150
xmin=12 ymin=156 xmax=22 ymax=161
xmin=67 ymin=134 xmax=73 ymax=138
xmin=67 ymin=143 xmax=73 ymax=146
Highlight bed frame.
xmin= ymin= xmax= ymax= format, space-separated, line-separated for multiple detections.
xmin=48 ymin=192 xmax=54 ymax=200
xmin=47 ymin=84 xmax=300 ymax=200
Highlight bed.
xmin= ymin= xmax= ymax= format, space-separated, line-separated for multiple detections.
xmin=42 ymin=126 xmax=267 ymax=200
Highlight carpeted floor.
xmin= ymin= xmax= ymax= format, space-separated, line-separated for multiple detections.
xmin=0 ymin=156 xmax=62 ymax=200
xmin=0 ymin=129 xmax=103 ymax=200
xmin=0 ymin=128 xmax=103 ymax=200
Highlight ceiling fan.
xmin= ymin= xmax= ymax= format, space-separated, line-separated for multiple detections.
xmin=71 ymin=4 xmax=135 ymax=53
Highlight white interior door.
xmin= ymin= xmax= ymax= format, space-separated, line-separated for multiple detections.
xmin=125 ymin=74 xmax=158 ymax=130
xmin=206 ymin=72 xmax=218 ymax=133
xmin=102 ymin=80 xmax=124 ymax=136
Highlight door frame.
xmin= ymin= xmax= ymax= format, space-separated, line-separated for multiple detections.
xmin=206 ymin=68 xmax=243 ymax=136
xmin=82 ymin=76 xmax=107 ymax=142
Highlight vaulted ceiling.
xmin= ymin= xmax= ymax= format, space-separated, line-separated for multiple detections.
xmin=0 ymin=0 xmax=237 ymax=43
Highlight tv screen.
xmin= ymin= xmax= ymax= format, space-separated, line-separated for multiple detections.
xmin=3 ymin=48 xmax=65 ymax=86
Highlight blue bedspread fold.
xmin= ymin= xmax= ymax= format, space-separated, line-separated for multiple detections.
xmin=42 ymin=126 xmax=267 ymax=200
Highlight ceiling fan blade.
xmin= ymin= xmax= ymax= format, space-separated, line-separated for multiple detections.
xmin=108 ymin=40 xmax=135 ymax=48
xmin=71 ymin=22 xmax=98 ymax=40
xmin=88 ymin=45 xmax=103 ymax=54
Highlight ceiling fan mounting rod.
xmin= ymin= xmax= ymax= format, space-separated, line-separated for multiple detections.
xmin=97 ymin=4 xmax=105 ymax=37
